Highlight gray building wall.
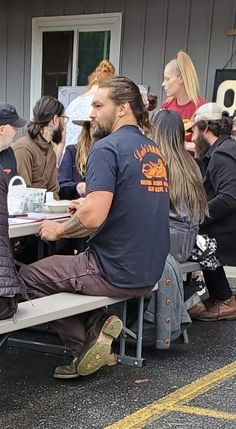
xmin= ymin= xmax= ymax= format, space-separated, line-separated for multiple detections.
xmin=0 ymin=0 xmax=236 ymax=119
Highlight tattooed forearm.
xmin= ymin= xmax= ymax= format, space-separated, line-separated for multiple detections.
xmin=62 ymin=213 xmax=97 ymax=238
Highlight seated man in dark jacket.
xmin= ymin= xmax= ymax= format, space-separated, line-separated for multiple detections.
xmin=0 ymin=165 xmax=26 ymax=320
xmin=190 ymin=102 xmax=236 ymax=321
xmin=0 ymin=102 xmax=27 ymax=319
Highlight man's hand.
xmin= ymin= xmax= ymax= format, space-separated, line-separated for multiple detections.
xmin=39 ymin=220 xmax=64 ymax=241
xmin=67 ymin=198 xmax=85 ymax=215
xmin=76 ymin=182 xmax=86 ymax=197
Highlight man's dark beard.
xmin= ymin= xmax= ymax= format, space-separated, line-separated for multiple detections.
xmin=52 ymin=124 xmax=63 ymax=144
xmin=195 ymin=136 xmax=211 ymax=159
xmin=92 ymin=124 xmax=111 ymax=140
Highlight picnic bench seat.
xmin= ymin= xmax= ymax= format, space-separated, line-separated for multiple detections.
xmin=0 ymin=293 xmax=146 ymax=367
xmin=180 ymin=261 xmax=201 ymax=274
xmin=0 ymin=261 xmax=203 ymax=369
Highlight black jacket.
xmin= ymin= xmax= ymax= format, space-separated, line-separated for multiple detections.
xmin=0 ymin=147 xmax=17 ymax=184
xmin=200 ymin=135 xmax=236 ymax=265
xmin=0 ymin=166 xmax=25 ymax=297
xmin=58 ymin=144 xmax=84 ymax=200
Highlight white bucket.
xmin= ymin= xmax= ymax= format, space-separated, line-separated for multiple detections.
xmin=8 ymin=176 xmax=27 ymax=216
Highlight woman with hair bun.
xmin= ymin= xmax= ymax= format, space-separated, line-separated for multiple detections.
xmin=64 ymin=60 xmax=115 ymax=147
xmin=162 ymin=51 xmax=207 ymax=151
xmin=56 ymin=60 xmax=115 ymax=166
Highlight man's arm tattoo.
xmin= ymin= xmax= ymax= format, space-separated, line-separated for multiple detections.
xmin=62 ymin=214 xmax=97 ymax=238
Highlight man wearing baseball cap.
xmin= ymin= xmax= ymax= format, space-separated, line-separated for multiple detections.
xmin=190 ymin=102 xmax=236 ymax=321
xmin=0 ymin=102 xmax=27 ymax=182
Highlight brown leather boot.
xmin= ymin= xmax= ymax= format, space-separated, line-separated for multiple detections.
xmin=188 ymin=302 xmax=206 ymax=318
xmin=195 ymin=295 xmax=236 ymax=321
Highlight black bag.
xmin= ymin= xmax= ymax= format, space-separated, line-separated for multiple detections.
xmin=190 ymin=234 xmax=218 ymax=271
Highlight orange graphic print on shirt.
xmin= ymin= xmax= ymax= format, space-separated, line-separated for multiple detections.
xmin=142 ymin=159 xmax=167 ymax=180
xmin=3 ymin=168 xmax=12 ymax=174
xmin=134 ymin=143 xmax=168 ymax=193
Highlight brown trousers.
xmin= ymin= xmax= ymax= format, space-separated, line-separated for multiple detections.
xmin=20 ymin=251 xmax=152 ymax=356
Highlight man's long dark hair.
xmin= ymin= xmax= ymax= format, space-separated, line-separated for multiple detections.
xmin=99 ymin=76 xmax=153 ymax=136
xmin=28 ymin=95 xmax=64 ymax=139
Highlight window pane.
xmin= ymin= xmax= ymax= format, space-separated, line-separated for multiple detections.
xmin=77 ymin=31 xmax=110 ymax=85
xmin=42 ymin=31 xmax=74 ymax=97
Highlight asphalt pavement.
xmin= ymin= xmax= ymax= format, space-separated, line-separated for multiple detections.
xmin=0 ymin=311 xmax=235 ymax=429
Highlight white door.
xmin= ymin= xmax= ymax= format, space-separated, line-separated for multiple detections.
xmin=31 ymin=13 xmax=122 ymax=111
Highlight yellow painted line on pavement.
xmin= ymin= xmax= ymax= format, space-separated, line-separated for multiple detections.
xmin=171 ymin=405 xmax=236 ymax=420
xmin=103 ymin=361 xmax=236 ymax=429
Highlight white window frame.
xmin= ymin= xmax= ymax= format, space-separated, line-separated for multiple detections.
xmin=31 ymin=13 xmax=122 ymax=113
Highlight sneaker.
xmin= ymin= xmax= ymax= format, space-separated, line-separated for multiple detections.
xmin=195 ymin=279 xmax=206 ymax=296
xmin=54 ymin=315 xmax=122 ymax=379
xmin=184 ymin=278 xmax=206 ymax=302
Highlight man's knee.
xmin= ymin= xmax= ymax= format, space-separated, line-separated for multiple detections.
xmin=0 ymin=297 xmax=18 ymax=320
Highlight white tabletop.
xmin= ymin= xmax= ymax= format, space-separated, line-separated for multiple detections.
xmin=9 ymin=212 xmax=70 ymax=239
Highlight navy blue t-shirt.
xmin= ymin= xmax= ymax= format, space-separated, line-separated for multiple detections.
xmin=86 ymin=125 xmax=170 ymax=288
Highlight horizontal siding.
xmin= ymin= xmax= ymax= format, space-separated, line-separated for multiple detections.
xmin=205 ymin=0 xmax=236 ymax=100
xmin=0 ymin=0 xmax=7 ymax=101
xmin=5 ymin=0 xmax=26 ymax=115
xmin=142 ymin=0 xmax=168 ymax=99
xmin=0 ymin=0 xmax=235 ymax=118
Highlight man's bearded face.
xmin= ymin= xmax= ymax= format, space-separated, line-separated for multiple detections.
xmin=191 ymin=125 xmax=211 ymax=159
xmin=195 ymin=132 xmax=211 ymax=159
xmin=92 ymin=110 xmax=116 ymax=140
xmin=90 ymin=87 xmax=119 ymax=141
xmin=52 ymin=121 xmax=64 ymax=144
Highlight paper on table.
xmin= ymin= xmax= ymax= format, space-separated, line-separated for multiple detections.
xmin=8 ymin=218 xmax=37 ymax=225
xmin=8 ymin=212 xmax=70 ymax=225
xmin=26 ymin=212 xmax=71 ymax=220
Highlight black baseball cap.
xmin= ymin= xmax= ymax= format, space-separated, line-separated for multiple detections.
xmin=0 ymin=102 xmax=27 ymax=127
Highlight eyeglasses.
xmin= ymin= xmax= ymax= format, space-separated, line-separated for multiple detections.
xmin=59 ymin=115 xmax=69 ymax=124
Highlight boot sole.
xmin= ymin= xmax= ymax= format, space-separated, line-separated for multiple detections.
xmin=54 ymin=372 xmax=80 ymax=379
xmin=194 ymin=315 xmax=236 ymax=322
xmin=77 ymin=316 xmax=123 ymax=376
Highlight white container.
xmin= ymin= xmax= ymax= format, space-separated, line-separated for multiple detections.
xmin=8 ymin=176 xmax=27 ymax=216
xmin=45 ymin=192 xmax=54 ymax=203
xmin=25 ymin=188 xmax=46 ymax=212
xmin=44 ymin=200 xmax=69 ymax=214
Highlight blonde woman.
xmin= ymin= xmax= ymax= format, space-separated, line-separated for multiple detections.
xmin=57 ymin=119 xmax=93 ymax=255
xmin=162 ymin=51 xmax=207 ymax=151
xmin=58 ymin=120 xmax=92 ymax=200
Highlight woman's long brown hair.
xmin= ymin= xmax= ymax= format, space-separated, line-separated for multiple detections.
xmin=152 ymin=109 xmax=208 ymax=223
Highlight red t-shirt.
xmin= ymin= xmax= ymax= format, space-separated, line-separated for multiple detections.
xmin=161 ymin=97 xmax=207 ymax=141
